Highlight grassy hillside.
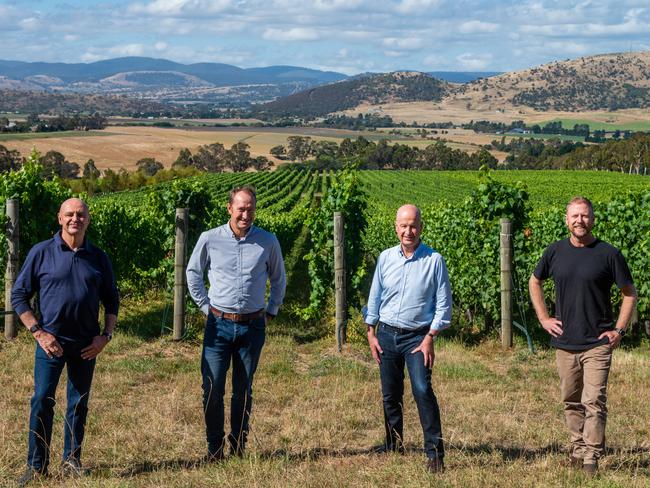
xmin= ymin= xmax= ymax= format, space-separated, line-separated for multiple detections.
xmin=254 ymin=72 xmax=452 ymax=119
xmin=452 ymin=51 xmax=650 ymax=112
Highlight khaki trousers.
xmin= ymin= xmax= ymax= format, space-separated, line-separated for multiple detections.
xmin=556 ymin=344 xmax=612 ymax=463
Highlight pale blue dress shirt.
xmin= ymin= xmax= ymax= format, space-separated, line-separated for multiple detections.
xmin=186 ymin=224 xmax=286 ymax=316
xmin=364 ymin=242 xmax=452 ymax=331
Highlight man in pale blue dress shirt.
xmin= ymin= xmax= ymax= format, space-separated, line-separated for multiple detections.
xmin=364 ymin=204 xmax=452 ymax=473
xmin=187 ymin=186 xmax=286 ymax=460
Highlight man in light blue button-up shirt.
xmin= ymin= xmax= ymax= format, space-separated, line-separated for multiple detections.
xmin=187 ymin=186 xmax=286 ymax=460
xmin=364 ymin=204 xmax=452 ymax=473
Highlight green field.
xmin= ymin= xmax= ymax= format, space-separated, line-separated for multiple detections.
xmin=503 ymin=132 xmax=586 ymax=142
xmin=541 ymin=118 xmax=650 ymax=132
xmin=0 ymin=130 xmax=109 ymax=142
xmin=359 ymin=170 xmax=650 ymax=209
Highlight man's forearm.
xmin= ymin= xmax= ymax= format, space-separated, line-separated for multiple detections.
xmin=18 ymin=310 xmax=39 ymax=330
xmin=615 ymin=285 xmax=638 ymax=330
xmin=528 ymin=275 xmax=550 ymax=321
xmin=103 ymin=313 xmax=118 ymax=334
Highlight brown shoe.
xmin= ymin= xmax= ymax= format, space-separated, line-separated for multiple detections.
xmin=582 ymin=462 xmax=598 ymax=476
xmin=560 ymin=455 xmax=583 ymax=468
xmin=426 ymin=457 xmax=445 ymax=473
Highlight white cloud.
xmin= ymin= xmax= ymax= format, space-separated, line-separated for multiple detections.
xmin=262 ymin=27 xmax=320 ymax=41
xmin=155 ymin=41 xmax=168 ymax=50
xmin=382 ymin=37 xmax=424 ymax=50
xmin=543 ymin=41 xmax=588 ymax=55
xmin=64 ymin=34 xmax=80 ymax=42
xmin=459 ymin=20 xmax=499 ymax=34
xmin=457 ymin=53 xmax=492 ymax=70
xmin=128 ymin=0 xmax=233 ymax=16
xmin=384 ymin=50 xmax=407 ymax=58
xmin=422 ymin=53 xmax=443 ymax=68
xmin=313 ymin=0 xmax=368 ymax=11
xmin=19 ymin=17 xmax=41 ymax=32
xmin=395 ymin=0 xmax=442 ymax=14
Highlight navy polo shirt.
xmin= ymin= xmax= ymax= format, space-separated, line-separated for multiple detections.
xmin=11 ymin=232 xmax=119 ymax=342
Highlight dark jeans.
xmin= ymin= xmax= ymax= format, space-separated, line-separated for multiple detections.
xmin=28 ymin=341 xmax=96 ymax=471
xmin=377 ymin=323 xmax=444 ymax=459
xmin=201 ymin=313 xmax=265 ymax=455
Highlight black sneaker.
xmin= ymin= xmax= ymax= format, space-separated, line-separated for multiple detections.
xmin=61 ymin=458 xmax=89 ymax=477
xmin=17 ymin=466 xmax=48 ymax=487
xmin=203 ymin=449 xmax=225 ymax=464
xmin=426 ymin=457 xmax=445 ymax=473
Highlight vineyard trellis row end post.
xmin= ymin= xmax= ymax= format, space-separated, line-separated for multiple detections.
xmin=173 ymin=208 xmax=188 ymax=341
xmin=334 ymin=212 xmax=346 ymax=351
xmin=500 ymin=218 xmax=513 ymax=348
xmin=4 ymin=198 xmax=19 ymax=340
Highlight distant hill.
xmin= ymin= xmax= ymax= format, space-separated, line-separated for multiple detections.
xmin=253 ymin=72 xmax=453 ymax=118
xmin=451 ymin=51 xmax=650 ymax=111
xmin=0 ymin=57 xmax=347 ymax=104
xmin=0 ymin=90 xmax=171 ymax=115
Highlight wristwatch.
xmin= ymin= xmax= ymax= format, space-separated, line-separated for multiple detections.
xmin=102 ymin=331 xmax=113 ymax=342
xmin=614 ymin=328 xmax=626 ymax=337
xmin=427 ymin=331 xmax=438 ymax=340
xmin=29 ymin=324 xmax=42 ymax=334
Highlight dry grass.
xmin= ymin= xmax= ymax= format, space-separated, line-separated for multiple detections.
xmin=1 ymin=299 xmax=648 ymax=488
xmin=348 ymin=101 xmax=650 ymax=127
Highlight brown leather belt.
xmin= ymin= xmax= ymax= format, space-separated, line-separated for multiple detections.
xmin=210 ymin=306 xmax=265 ymax=323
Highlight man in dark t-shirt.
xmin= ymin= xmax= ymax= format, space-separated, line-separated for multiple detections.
xmin=529 ymin=196 xmax=636 ymax=476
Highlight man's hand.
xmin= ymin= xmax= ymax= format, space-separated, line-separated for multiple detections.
xmin=540 ymin=318 xmax=563 ymax=338
xmin=367 ymin=327 xmax=383 ymax=364
xmin=81 ymin=335 xmax=110 ymax=360
xmin=598 ymin=330 xmax=623 ymax=349
xmin=34 ymin=330 xmax=63 ymax=358
xmin=411 ymin=335 xmax=435 ymax=368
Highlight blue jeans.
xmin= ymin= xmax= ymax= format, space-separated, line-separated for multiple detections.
xmin=377 ymin=323 xmax=444 ymax=459
xmin=28 ymin=341 xmax=96 ymax=471
xmin=201 ymin=313 xmax=266 ymax=455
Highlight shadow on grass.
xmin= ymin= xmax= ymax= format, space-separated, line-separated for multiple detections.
xmin=100 ymin=443 xmax=650 ymax=478
xmin=456 ymin=443 xmax=650 ymax=468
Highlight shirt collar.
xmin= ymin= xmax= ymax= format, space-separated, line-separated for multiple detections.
xmin=54 ymin=231 xmax=89 ymax=252
xmin=228 ymin=223 xmax=256 ymax=241
xmin=398 ymin=241 xmax=423 ymax=260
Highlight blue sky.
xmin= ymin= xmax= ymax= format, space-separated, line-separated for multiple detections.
xmin=1 ymin=0 xmax=649 ymax=75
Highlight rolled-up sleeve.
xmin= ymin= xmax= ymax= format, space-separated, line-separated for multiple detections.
xmin=430 ymin=256 xmax=452 ymax=331
xmin=364 ymin=253 xmax=384 ymax=326
xmin=266 ymin=236 xmax=286 ymax=316
xmin=186 ymin=231 xmax=211 ymax=315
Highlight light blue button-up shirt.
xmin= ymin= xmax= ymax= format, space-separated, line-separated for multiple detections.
xmin=186 ymin=224 xmax=286 ymax=316
xmin=365 ymin=242 xmax=452 ymax=331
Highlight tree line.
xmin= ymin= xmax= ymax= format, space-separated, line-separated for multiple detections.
xmin=0 ymin=113 xmax=107 ymax=133
xmin=272 ymin=136 xmax=498 ymax=170
xmin=488 ymin=133 xmax=650 ymax=173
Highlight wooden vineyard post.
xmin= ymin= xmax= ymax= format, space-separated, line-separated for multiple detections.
xmin=500 ymin=218 xmax=513 ymax=348
xmin=173 ymin=208 xmax=188 ymax=341
xmin=5 ymin=198 xmax=19 ymax=340
xmin=334 ymin=212 xmax=347 ymax=351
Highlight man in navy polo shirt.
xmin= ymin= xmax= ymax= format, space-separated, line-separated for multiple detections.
xmin=12 ymin=198 xmax=119 ymax=486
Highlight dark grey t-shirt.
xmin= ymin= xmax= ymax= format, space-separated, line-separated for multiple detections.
xmin=534 ymin=238 xmax=634 ymax=351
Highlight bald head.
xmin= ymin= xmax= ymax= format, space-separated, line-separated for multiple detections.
xmin=59 ymin=198 xmax=89 ymax=216
xmin=396 ymin=204 xmax=421 ymax=224
xmin=58 ymin=198 xmax=90 ymax=247
xmin=395 ymin=204 xmax=422 ymax=255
